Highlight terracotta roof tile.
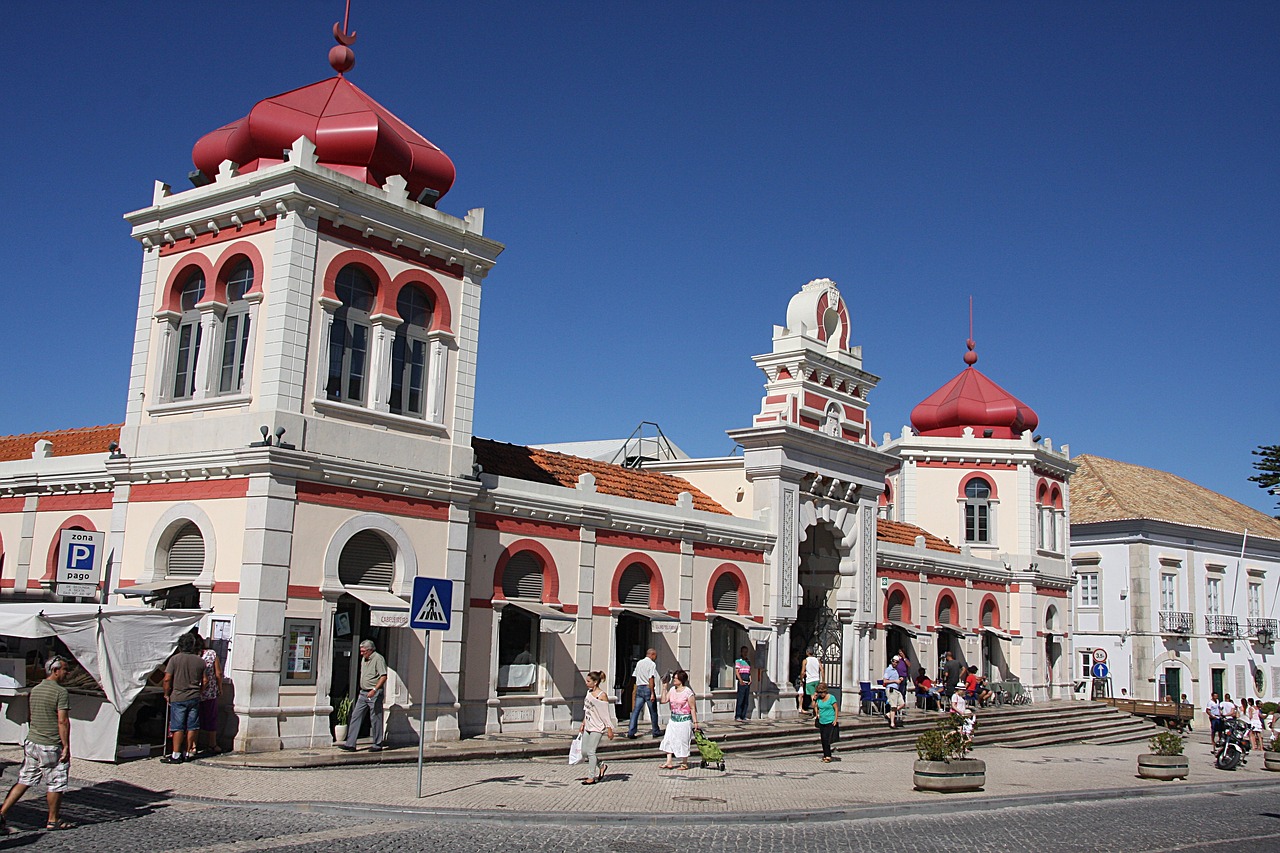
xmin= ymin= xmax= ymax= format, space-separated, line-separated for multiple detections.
xmin=473 ymin=437 xmax=731 ymax=515
xmin=876 ymin=518 xmax=961 ymax=553
xmin=1070 ymin=454 xmax=1280 ymax=541
xmin=0 ymin=424 xmax=122 ymax=463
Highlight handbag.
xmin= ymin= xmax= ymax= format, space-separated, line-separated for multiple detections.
xmin=568 ymin=734 xmax=583 ymax=765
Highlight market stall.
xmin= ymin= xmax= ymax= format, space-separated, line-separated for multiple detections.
xmin=0 ymin=604 xmax=204 ymax=762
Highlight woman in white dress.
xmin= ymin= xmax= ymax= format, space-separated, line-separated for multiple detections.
xmin=658 ymin=669 xmax=697 ymax=770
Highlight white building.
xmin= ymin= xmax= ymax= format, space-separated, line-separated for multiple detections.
xmin=1070 ymin=454 xmax=1280 ymax=704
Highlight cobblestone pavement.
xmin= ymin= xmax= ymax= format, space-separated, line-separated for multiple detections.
xmin=3 ymin=781 xmax=1279 ymax=852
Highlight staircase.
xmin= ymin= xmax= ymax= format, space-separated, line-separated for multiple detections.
xmin=583 ymin=700 xmax=1166 ymax=763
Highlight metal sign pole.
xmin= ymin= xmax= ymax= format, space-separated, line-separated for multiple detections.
xmin=417 ymin=628 xmax=430 ymax=798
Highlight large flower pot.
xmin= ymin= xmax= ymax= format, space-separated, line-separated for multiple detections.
xmin=1264 ymin=751 xmax=1280 ymax=772
xmin=334 ymin=724 xmax=349 ymax=744
xmin=1137 ymin=753 xmax=1188 ymax=781
xmin=913 ymin=758 xmax=986 ymax=792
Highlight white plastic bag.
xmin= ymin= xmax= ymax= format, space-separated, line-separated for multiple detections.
xmin=568 ymin=734 xmax=583 ymax=765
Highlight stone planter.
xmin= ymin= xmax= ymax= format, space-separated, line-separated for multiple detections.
xmin=1137 ymin=753 xmax=1188 ymax=781
xmin=1264 ymin=751 xmax=1280 ymax=772
xmin=334 ymin=724 xmax=349 ymax=744
xmin=913 ymin=758 xmax=986 ymax=792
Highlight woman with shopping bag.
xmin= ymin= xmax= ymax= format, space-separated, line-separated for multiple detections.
xmin=577 ymin=670 xmax=615 ymax=784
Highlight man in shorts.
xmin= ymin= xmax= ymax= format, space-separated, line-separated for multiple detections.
xmin=162 ymin=632 xmax=208 ymax=764
xmin=0 ymin=656 xmax=73 ymax=832
xmin=882 ymin=657 xmax=906 ymax=728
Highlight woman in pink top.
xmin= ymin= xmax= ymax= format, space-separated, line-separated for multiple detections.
xmin=658 ymin=669 xmax=697 ymax=770
xmin=578 ymin=670 xmax=616 ymax=784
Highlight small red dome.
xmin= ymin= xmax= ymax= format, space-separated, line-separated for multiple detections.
xmin=910 ymin=346 xmax=1038 ymax=439
xmin=192 ymin=76 xmax=455 ymax=204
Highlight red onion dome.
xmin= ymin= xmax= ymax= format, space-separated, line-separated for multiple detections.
xmin=192 ymin=76 xmax=455 ymax=205
xmin=909 ymin=342 xmax=1039 ymax=439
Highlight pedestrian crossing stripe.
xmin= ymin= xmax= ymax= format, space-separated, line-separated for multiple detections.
xmin=415 ymin=587 xmax=445 ymax=625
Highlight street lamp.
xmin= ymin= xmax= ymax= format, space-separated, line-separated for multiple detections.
xmin=1257 ymin=624 xmax=1274 ymax=647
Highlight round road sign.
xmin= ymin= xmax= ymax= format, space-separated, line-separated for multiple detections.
xmin=1092 ymin=648 xmax=1108 ymax=664
xmin=1091 ymin=662 xmax=1109 ymax=679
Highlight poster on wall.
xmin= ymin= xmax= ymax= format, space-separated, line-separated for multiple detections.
xmin=280 ymin=618 xmax=320 ymax=686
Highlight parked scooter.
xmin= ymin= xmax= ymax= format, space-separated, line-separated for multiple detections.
xmin=1214 ymin=718 xmax=1252 ymax=770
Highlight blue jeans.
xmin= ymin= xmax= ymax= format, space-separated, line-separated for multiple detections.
xmin=343 ymin=689 xmax=385 ymax=748
xmin=735 ymin=681 xmax=751 ymax=720
xmin=629 ymin=685 xmax=659 ymax=736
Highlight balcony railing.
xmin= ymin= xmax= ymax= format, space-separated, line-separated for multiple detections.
xmin=1247 ymin=618 xmax=1278 ymax=642
xmin=1206 ymin=614 xmax=1240 ymax=638
xmin=1158 ymin=611 xmax=1194 ymax=634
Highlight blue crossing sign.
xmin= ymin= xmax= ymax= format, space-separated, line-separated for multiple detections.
xmin=410 ymin=577 xmax=453 ymax=631
xmin=1091 ymin=662 xmax=1109 ymax=679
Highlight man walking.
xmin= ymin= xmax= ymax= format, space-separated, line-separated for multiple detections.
xmin=1205 ymin=692 xmax=1222 ymax=747
xmin=339 ymin=639 xmax=388 ymax=752
xmin=627 ymin=648 xmax=661 ymax=738
xmin=882 ymin=657 xmax=906 ymax=728
xmin=941 ymin=650 xmax=963 ymax=704
xmin=1 ymin=656 xmax=74 ymax=832
xmin=162 ymin=632 xmax=208 ymax=764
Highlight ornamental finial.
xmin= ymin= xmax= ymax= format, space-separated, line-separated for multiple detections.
xmin=330 ymin=0 xmax=357 ymax=75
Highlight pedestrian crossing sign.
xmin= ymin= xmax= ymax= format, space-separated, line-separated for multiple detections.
xmin=410 ymin=577 xmax=453 ymax=630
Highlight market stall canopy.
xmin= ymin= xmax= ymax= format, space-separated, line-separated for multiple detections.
xmin=0 ymin=604 xmax=204 ymax=711
xmin=982 ymin=626 xmax=1013 ymax=641
xmin=617 ymin=606 xmax=680 ymax=634
xmin=497 ymin=601 xmax=576 ymax=634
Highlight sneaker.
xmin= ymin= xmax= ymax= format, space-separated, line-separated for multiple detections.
xmin=160 ymin=754 xmax=183 ymax=764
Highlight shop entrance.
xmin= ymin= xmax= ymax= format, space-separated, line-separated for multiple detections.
xmin=790 ymin=522 xmax=845 ymax=697
xmin=328 ymin=595 xmax=385 ymax=737
xmin=936 ymin=627 xmax=965 ymax=676
xmin=614 ymin=612 xmax=651 ymax=719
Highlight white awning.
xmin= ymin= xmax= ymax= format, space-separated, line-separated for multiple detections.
xmin=617 ymin=607 xmax=680 ymax=633
xmin=499 ymin=601 xmax=576 ymax=634
xmin=115 ymin=579 xmax=197 ymax=598
xmin=710 ymin=613 xmax=765 ymax=633
xmin=935 ymin=624 xmax=963 ymax=635
xmin=982 ymin=626 xmax=1013 ymax=641
xmin=345 ymin=587 xmax=409 ymax=613
xmin=887 ymin=620 xmax=919 ymax=637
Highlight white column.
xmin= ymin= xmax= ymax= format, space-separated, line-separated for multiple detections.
xmin=366 ymin=315 xmax=402 ymax=412
xmin=426 ymin=337 xmax=449 ymax=424
xmin=192 ymin=305 xmax=221 ymax=400
xmin=239 ymin=293 xmax=264 ymax=397
xmin=313 ymin=301 xmax=338 ymax=402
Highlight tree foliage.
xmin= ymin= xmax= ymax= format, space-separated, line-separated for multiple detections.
xmin=1250 ymin=444 xmax=1280 ymax=515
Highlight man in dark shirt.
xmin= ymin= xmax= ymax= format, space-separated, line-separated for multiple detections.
xmin=162 ymin=633 xmax=207 ymax=764
xmin=942 ymin=651 xmax=963 ymax=700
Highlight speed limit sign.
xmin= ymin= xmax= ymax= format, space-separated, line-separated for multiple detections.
xmin=1091 ymin=648 xmax=1108 ymax=664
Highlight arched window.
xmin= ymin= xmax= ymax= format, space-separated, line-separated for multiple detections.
xmin=338 ymin=530 xmax=394 ymax=588
xmin=501 ymin=551 xmax=544 ymax=600
xmin=712 ymin=573 xmax=740 ymax=613
xmin=326 ymin=265 xmax=375 ymax=403
xmin=937 ymin=594 xmax=956 ymax=626
xmin=981 ymin=600 xmax=998 ymax=628
xmin=165 ymin=522 xmax=205 ymax=578
xmin=822 ymin=403 xmax=842 ymax=438
xmin=389 ymin=285 xmax=433 ymax=417
xmin=218 ymin=259 xmax=254 ymax=394
xmin=964 ymin=477 xmax=992 ymax=544
xmin=887 ymin=590 xmax=906 ymax=622
xmin=171 ymin=269 xmax=206 ymax=400
xmin=619 ymin=563 xmax=652 ymax=607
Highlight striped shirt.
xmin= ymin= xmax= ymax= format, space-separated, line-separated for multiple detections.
xmin=27 ymin=679 xmax=69 ymax=747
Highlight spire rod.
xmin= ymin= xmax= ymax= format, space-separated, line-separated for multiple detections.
xmin=330 ymin=0 xmax=358 ymax=75
xmin=964 ymin=296 xmax=978 ymax=365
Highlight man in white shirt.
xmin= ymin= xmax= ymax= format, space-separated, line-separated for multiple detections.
xmin=627 ymin=648 xmax=661 ymax=738
xmin=1205 ymin=693 xmax=1222 ymax=747
xmin=882 ymin=659 xmax=906 ymax=728
xmin=801 ymin=649 xmax=821 ymax=716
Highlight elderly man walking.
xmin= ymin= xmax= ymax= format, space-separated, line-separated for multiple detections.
xmin=627 ymin=648 xmax=662 ymax=739
xmin=1 ymin=656 xmax=74 ymax=832
xmin=338 ymin=639 xmax=388 ymax=752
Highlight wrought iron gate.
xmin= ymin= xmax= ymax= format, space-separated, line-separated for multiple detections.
xmin=795 ymin=604 xmax=843 ymax=690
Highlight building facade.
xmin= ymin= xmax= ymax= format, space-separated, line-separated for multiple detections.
xmin=1069 ymin=454 xmax=1280 ymax=705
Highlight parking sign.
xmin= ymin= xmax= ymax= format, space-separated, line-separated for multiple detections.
xmin=57 ymin=530 xmax=105 ymax=587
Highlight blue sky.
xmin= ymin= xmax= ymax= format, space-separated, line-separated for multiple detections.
xmin=2 ymin=2 xmax=1277 ymax=513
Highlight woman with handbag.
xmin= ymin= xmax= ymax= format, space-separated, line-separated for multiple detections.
xmin=814 ymin=682 xmax=839 ymax=762
xmin=578 ymin=670 xmax=615 ymax=784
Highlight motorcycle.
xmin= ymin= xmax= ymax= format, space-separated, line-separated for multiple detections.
xmin=1214 ymin=718 xmax=1251 ymax=771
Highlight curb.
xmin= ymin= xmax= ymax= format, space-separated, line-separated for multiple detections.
xmin=164 ymin=775 xmax=1280 ymax=826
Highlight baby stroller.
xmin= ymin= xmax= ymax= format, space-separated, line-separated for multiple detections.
xmin=694 ymin=729 xmax=726 ymax=771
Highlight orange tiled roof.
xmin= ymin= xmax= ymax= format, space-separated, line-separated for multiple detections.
xmin=876 ymin=518 xmax=962 ymax=553
xmin=0 ymin=424 xmax=122 ymax=463
xmin=473 ymin=437 xmax=731 ymax=515
xmin=1070 ymin=454 xmax=1280 ymax=541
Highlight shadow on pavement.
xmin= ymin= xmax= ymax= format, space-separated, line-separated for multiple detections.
xmin=0 ymin=780 xmax=172 ymax=847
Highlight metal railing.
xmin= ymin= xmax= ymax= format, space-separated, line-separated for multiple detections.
xmin=1205 ymin=614 xmax=1240 ymax=637
xmin=1158 ymin=611 xmax=1193 ymax=634
xmin=1247 ymin=617 xmax=1277 ymax=641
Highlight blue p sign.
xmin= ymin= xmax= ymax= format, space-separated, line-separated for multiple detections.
xmin=69 ymin=544 xmax=95 ymax=570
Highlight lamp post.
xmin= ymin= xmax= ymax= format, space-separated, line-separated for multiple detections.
xmin=1257 ymin=624 xmax=1274 ymax=647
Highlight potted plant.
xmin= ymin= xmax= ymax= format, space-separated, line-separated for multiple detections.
xmin=1264 ymin=732 xmax=1280 ymax=772
xmin=1138 ymin=731 xmax=1188 ymax=780
xmin=333 ymin=695 xmax=354 ymax=744
xmin=913 ymin=714 xmax=985 ymax=792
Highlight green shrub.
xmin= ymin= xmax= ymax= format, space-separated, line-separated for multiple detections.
xmin=916 ymin=713 xmax=975 ymax=762
xmin=1148 ymin=731 xmax=1184 ymax=756
xmin=916 ymin=729 xmax=949 ymax=761
xmin=1261 ymin=701 xmax=1279 ymax=716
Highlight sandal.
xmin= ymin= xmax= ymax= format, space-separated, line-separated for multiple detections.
xmin=597 ymin=762 xmax=608 ymax=780
xmin=677 ymin=764 xmax=690 ymax=771
xmin=659 ymin=763 xmax=674 ymax=768
xmin=581 ymin=779 xmax=597 ymax=785
xmin=46 ymin=819 xmax=75 ymax=831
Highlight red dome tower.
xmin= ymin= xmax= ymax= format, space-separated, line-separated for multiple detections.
xmin=909 ymin=340 xmax=1039 ymax=440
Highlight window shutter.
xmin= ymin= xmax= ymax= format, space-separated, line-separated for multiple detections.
xmin=166 ymin=523 xmax=205 ymax=577
xmin=712 ymin=574 xmax=739 ymax=613
xmin=939 ymin=598 xmax=953 ymax=625
xmin=619 ymin=564 xmax=651 ymax=607
xmin=338 ymin=531 xmax=394 ymax=588
xmin=887 ymin=593 xmax=904 ymax=622
xmin=981 ymin=605 xmax=995 ymax=628
xmin=502 ymin=551 xmax=544 ymax=600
